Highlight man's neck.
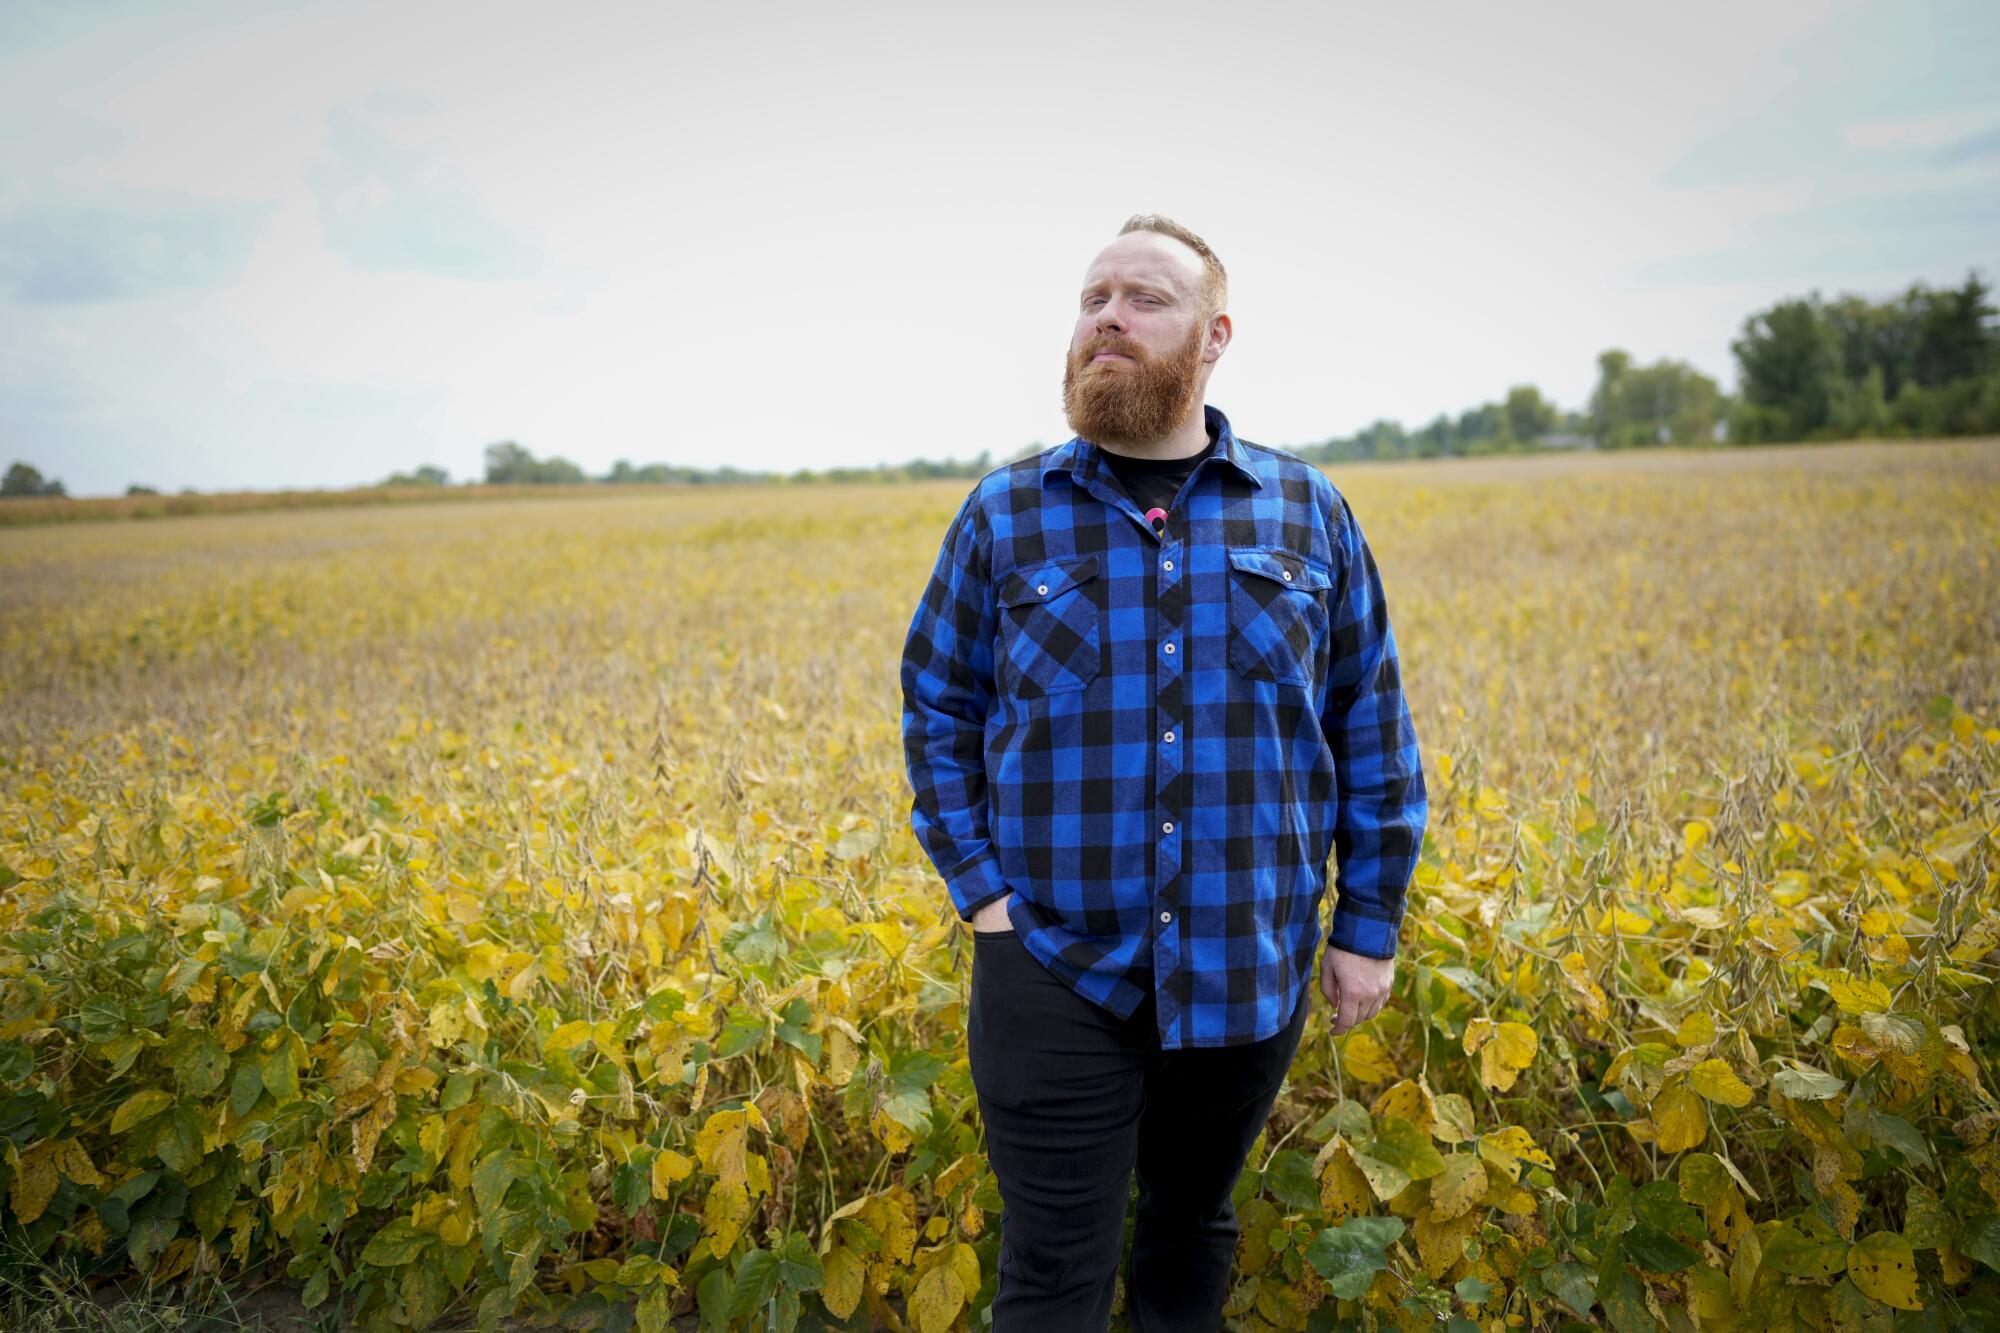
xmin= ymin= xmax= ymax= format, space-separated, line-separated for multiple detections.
xmin=1095 ymin=403 xmax=1212 ymax=462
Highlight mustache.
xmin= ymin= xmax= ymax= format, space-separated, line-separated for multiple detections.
xmin=1080 ymin=337 xmax=1142 ymax=361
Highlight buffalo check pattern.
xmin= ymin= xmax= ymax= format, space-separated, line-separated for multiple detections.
xmin=900 ymin=404 xmax=1428 ymax=1048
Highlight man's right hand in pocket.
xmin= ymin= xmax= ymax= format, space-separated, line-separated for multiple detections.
xmin=971 ymin=892 xmax=1015 ymax=933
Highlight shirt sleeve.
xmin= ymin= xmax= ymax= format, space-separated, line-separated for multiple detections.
xmin=900 ymin=488 xmax=1013 ymax=922
xmin=1320 ymin=492 xmax=1429 ymax=959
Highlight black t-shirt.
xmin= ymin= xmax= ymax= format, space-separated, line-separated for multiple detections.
xmin=1097 ymin=421 xmax=1218 ymax=519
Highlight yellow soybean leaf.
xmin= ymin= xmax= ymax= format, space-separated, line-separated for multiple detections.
xmin=1597 ymin=906 xmax=1655 ymax=936
xmin=1478 ymin=1126 xmax=1554 ymax=1174
xmin=8 ymin=1144 xmax=58 ymax=1225
xmin=1559 ymin=952 xmax=1609 ymax=1022
xmin=110 ymin=1089 xmax=174 ymax=1135
xmin=1948 ymin=913 xmax=2000 ymax=963
xmin=418 ymin=1115 xmax=448 ymax=1161
xmin=1432 ymin=1093 xmax=1476 ymax=1144
xmin=1340 ymin=1031 xmax=1396 ymax=1084
xmin=1477 ymin=1023 xmax=1538 ymax=1091
xmin=438 ymin=1207 xmax=473 ymax=1247
xmin=636 ymin=1285 xmax=675 ymax=1333
xmin=948 ymin=1242 xmax=981 ymax=1298
xmin=503 ymin=957 xmax=539 ymax=1001
xmin=820 ymin=1246 xmax=864 ymax=1320
xmin=1675 ymin=1012 xmax=1716 ymax=1048
xmin=909 ymin=1262 xmax=966 ymax=1333
xmin=1370 ymin=1080 xmax=1434 ymax=1136
xmin=695 ymin=1111 xmax=748 ymax=1190
xmin=1490 ymin=1175 xmax=1538 ymax=1216
xmin=55 ymin=1140 xmax=106 ymax=1189
xmin=1825 ymin=972 xmax=1892 ymax=1015
xmin=545 ymin=1021 xmax=593 ymax=1054
xmin=651 ymin=1149 xmax=694 ymax=1199
xmin=1846 ymin=1232 xmax=1921 ymax=1310
xmin=1428 ymin=1154 xmax=1488 ymax=1221
xmin=869 ymin=1106 xmax=913 ymax=1155
xmin=700 ymin=1180 xmax=750 ymax=1258
xmin=1687 ymin=1059 xmax=1754 ymax=1108
xmin=1318 ymin=1146 xmax=1374 ymax=1220
xmin=1652 ymin=1084 xmax=1707 ymax=1153
xmin=1683 ymin=820 xmax=1711 ymax=852
xmin=826 ymin=1028 xmax=859 ymax=1087
xmin=935 ymin=1154 xmax=979 ymax=1198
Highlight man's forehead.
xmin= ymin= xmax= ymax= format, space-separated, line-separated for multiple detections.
xmin=1080 ymin=233 xmax=1201 ymax=292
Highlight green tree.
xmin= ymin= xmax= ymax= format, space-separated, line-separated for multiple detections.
xmin=1589 ymin=350 xmax=1722 ymax=448
xmin=483 ymin=441 xmax=533 ymax=483
xmin=483 ymin=441 xmax=584 ymax=485
xmin=1730 ymin=297 xmax=1843 ymax=441
xmin=2 ymin=461 xmax=67 ymax=497
xmin=1911 ymin=272 xmax=1996 ymax=389
xmin=1501 ymin=385 xmax=1559 ymax=443
xmin=380 ymin=464 xmax=449 ymax=487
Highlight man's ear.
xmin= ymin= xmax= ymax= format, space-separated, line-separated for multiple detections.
xmin=1204 ymin=312 xmax=1232 ymax=363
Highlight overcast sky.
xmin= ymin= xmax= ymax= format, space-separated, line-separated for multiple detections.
xmin=4 ymin=0 xmax=1996 ymax=496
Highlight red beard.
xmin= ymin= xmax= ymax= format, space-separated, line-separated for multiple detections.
xmin=1062 ymin=318 xmax=1205 ymax=450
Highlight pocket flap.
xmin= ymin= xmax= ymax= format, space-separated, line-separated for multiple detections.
xmin=998 ymin=553 xmax=1101 ymax=608
xmin=1227 ymin=547 xmax=1331 ymax=591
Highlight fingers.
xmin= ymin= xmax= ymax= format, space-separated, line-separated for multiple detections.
xmin=1327 ymin=981 xmax=1389 ymax=1038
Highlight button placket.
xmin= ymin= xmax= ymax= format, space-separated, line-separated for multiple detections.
xmin=1153 ymin=527 xmax=1182 ymax=969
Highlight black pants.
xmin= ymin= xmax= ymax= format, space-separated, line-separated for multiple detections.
xmin=965 ymin=926 xmax=1311 ymax=1332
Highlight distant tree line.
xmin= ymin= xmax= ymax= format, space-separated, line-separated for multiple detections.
xmin=8 ymin=269 xmax=1992 ymax=504
xmin=447 ymin=269 xmax=1993 ymax=480
xmin=1302 ymin=270 xmax=1995 ymax=463
xmin=399 ymin=439 xmax=1049 ymax=489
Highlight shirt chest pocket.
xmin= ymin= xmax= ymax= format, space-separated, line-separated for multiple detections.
xmin=1226 ymin=547 xmax=1333 ymax=687
xmin=996 ymin=553 xmax=1102 ymax=697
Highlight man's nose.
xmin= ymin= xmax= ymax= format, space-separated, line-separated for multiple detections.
xmin=1093 ymin=300 xmax=1127 ymax=335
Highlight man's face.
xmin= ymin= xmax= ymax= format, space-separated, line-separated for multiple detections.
xmin=1062 ymin=232 xmax=1224 ymax=451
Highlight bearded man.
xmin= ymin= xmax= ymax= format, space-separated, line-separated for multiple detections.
xmin=899 ymin=214 xmax=1428 ymax=1331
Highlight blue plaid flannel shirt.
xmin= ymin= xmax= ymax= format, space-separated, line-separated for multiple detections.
xmin=900 ymin=404 xmax=1428 ymax=1048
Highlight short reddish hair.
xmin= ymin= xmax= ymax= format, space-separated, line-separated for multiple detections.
xmin=1118 ymin=214 xmax=1228 ymax=321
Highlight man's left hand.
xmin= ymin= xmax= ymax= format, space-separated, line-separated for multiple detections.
xmin=1320 ymin=947 xmax=1394 ymax=1038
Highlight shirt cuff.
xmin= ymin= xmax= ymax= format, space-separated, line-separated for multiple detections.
xmin=1327 ymin=901 xmax=1403 ymax=959
xmin=942 ymin=847 xmax=1013 ymax=923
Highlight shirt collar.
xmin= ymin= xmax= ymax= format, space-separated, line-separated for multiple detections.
xmin=1042 ymin=403 xmax=1262 ymax=491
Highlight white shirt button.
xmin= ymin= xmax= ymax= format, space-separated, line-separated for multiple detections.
xmin=1159 ymin=910 xmax=1172 ymax=924
xmin=1163 ymin=559 xmax=1173 ymax=571
xmin=1036 ymin=582 xmax=1049 ymax=595
xmin=1163 ymin=642 xmax=1174 ymax=655
xmin=1162 ymin=821 xmax=1174 ymax=833
xmin=1281 ymin=569 xmax=1293 ymax=581
xmin=1163 ymin=730 xmax=1174 ymax=743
